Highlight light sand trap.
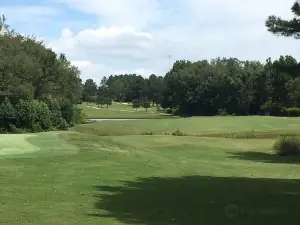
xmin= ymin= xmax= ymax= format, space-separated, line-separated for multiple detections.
xmin=0 ymin=134 xmax=40 ymax=155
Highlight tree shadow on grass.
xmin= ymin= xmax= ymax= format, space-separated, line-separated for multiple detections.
xmin=229 ymin=151 xmax=300 ymax=165
xmin=89 ymin=176 xmax=300 ymax=225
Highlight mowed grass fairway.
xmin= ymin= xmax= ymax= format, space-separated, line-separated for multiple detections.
xmin=1 ymin=117 xmax=300 ymax=224
xmin=74 ymin=116 xmax=300 ymax=136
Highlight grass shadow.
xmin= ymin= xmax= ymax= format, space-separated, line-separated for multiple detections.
xmin=90 ymin=176 xmax=300 ymax=225
xmin=229 ymin=151 xmax=300 ymax=164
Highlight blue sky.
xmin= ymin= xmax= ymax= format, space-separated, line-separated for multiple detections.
xmin=1 ymin=0 xmax=298 ymax=83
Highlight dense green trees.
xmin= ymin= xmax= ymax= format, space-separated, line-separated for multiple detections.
xmin=0 ymin=16 xmax=85 ymax=133
xmin=142 ymin=99 xmax=151 ymax=112
xmin=161 ymin=56 xmax=300 ymax=116
xmin=84 ymin=74 xmax=165 ymax=109
xmin=83 ymin=55 xmax=300 ymax=117
xmin=83 ymin=79 xmax=98 ymax=103
xmin=105 ymin=74 xmax=164 ymax=104
xmin=132 ymin=99 xmax=141 ymax=110
xmin=266 ymin=1 xmax=300 ymax=38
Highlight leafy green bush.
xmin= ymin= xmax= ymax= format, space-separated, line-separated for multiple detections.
xmin=8 ymin=124 xmax=19 ymax=133
xmin=16 ymin=99 xmax=51 ymax=132
xmin=31 ymin=123 xmax=43 ymax=133
xmin=35 ymin=101 xmax=51 ymax=131
xmin=260 ymin=99 xmax=286 ymax=116
xmin=132 ymin=99 xmax=140 ymax=109
xmin=0 ymin=128 xmax=7 ymax=134
xmin=141 ymin=131 xmax=154 ymax=135
xmin=61 ymin=104 xmax=75 ymax=125
xmin=16 ymin=99 xmax=39 ymax=130
xmin=0 ymin=98 xmax=16 ymax=128
xmin=142 ymin=100 xmax=151 ymax=112
xmin=58 ymin=118 xmax=69 ymax=130
xmin=273 ymin=136 xmax=300 ymax=156
xmin=286 ymin=108 xmax=300 ymax=117
xmin=166 ymin=108 xmax=172 ymax=114
xmin=73 ymin=107 xmax=87 ymax=124
xmin=90 ymin=96 xmax=97 ymax=103
xmin=105 ymin=96 xmax=113 ymax=108
xmin=172 ymin=106 xmax=180 ymax=115
xmin=15 ymin=99 xmax=32 ymax=128
xmin=60 ymin=104 xmax=86 ymax=127
xmin=12 ymin=97 xmax=84 ymax=132
xmin=279 ymin=107 xmax=288 ymax=116
xmin=156 ymin=105 xmax=161 ymax=112
xmin=43 ymin=97 xmax=63 ymax=128
xmin=96 ymin=95 xmax=105 ymax=108
xmin=218 ymin=108 xmax=228 ymax=116
xmin=172 ymin=129 xmax=186 ymax=136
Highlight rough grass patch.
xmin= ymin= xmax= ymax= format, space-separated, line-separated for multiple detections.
xmin=204 ymin=131 xmax=300 ymax=139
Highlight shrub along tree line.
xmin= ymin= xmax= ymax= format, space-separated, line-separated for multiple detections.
xmin=0 ymin=16 xmax=85 ymax=133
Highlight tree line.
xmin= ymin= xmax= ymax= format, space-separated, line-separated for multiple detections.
xmin=83 ymin=56 xmax=300 ymax=117
xmin=162 ymin=56 xmax=300 ymax=116
xmin=0 ymin=16 xmax=85 ymax=133
xmin=82 ymin=74 xmax=164 ymax=110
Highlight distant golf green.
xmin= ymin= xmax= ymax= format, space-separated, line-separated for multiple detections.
xmin=1 ymin=116 xmax=300 ymax=224
xmin=79 ymin=102 xmax=172 ymax=119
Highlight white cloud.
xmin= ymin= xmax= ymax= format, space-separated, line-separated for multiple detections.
xmin=45 ymin=0 xmax=300 ymax=82
xmin=0 ymin=6 xmax=59 ymax=24
xmin=71 ymin=60 xmax=153 ymax=83
xmin=71 ymin=60 xmax=92 ymax=69
xmin=49 ymin=26 xmax=154 ymax=61
xmin=71 ymin=60 xmax=112 ymax=83
xmin=183 ymin=0 xmax=295 ymax=20
xmin=56 ymin=0 xmax=162 ymax=29
xmin=133 ymin=68 xmax=153 ymax=77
